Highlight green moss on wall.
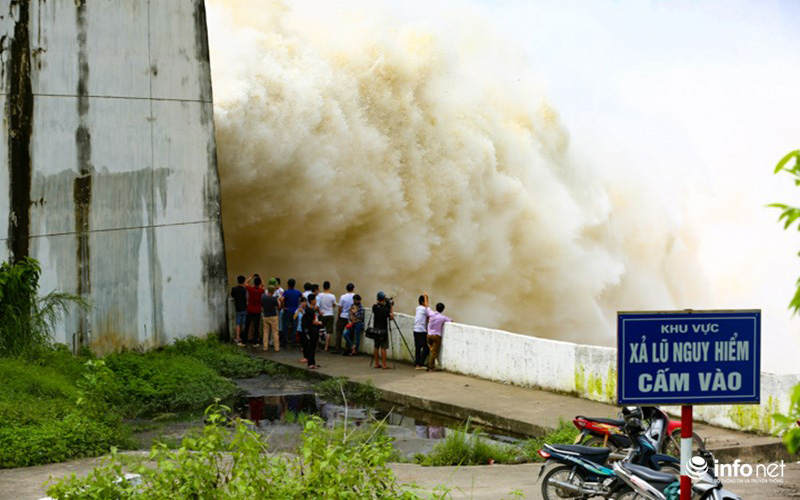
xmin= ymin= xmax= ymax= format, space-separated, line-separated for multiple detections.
xmin=727 ymin=396 xmax=778 ymax=433
xmin=605 ymin=367 xmax=617 ymax=403
xmin=575 ymin=364 xmax=586 ymax=395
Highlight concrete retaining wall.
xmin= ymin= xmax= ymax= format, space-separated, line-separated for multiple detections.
xmin=357 ymin=312 xmax=800 ymax=434
xmin=0 ymin=0 xmax=227 ymax=351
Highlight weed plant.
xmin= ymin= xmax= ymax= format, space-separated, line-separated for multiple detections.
xmin=316 ymin=377 xmax=381 ymax=407
xmin=516 ymin=419 xmax=580 ymax=462
xmin=416 ymin=419 xmax=579 ymax=466
xmin=46 ymin=403 xmax=445 ymax=499
xmin=0 ymin=258 xmax=87 ymax=358
xmin=416 ymin=420 xmax=518 ymax=466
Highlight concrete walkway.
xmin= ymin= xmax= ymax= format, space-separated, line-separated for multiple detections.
xmin=254 ymin=346 xmax=788 ymax=462
xmin=4 ymin=455 xmax=799 ymax=500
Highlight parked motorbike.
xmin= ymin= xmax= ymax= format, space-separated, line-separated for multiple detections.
xmin=538 ymin=407 xmax=679 ymax=499
xmin=612 ymin=448 xmax=743 ymax=500
xmin=573 ymin=406 xmax=705 ymax=457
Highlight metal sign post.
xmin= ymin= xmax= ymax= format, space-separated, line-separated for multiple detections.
xmin=618 ymin=310 xmax=761 ymax=500
xmin=681 ymin=405 xmax=692 ymax=500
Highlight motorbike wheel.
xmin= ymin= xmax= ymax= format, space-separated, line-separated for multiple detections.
xmin=658 ymin=461 xmax=681 ymax=479
xmin=663 ymin=429 xmax=705 ymax=457
xmin=540 ymin=465 xmax=587 ymax=500
xmin=581 ymin=435 xmax=620 ymax=451
xmin=613 ymin=488 xmax=647 ymax=500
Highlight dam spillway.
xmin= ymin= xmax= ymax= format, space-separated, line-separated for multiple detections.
xmin=0 ymin=0 xmax=227 ymax=350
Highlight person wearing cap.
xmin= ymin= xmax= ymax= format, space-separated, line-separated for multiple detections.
xmin=371 ymin=291 xmax=393 ymax=369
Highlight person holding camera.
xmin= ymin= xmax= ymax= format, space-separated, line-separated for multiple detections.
xmin=371 ymin=291 xmax=393 ymax=369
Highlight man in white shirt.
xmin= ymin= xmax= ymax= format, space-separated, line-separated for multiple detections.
xmin=413 ymin=293 xmax=431 ymax=370
xmin=335 ymin=282 xmax=355 ymax=353
xmin=317 ymin=281 xmax=337 ymax=350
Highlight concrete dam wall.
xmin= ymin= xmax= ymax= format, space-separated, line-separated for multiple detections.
xmin=0 ymin=0 xmax=227 ymax=351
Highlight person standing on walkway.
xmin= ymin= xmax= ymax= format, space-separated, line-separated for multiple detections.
xmin=335 ymin=283 xmax=355 ymax=353
xmin=281 ymin=279 xmax=302 ymax=347
xmin=295 ymin=296 xmax=307 ymax=363
xmin=371 ymin=291 xmax=393 ymax=369
xmin=261 ymin=285 xmax=280 ymax=352
xmin=243 ymin=275 xmax=264 ymax=346
xmin=230 ymin=275 xmax=247 ymax=345
xmin=317 ymin=281 xmax=337 ymax=351
xmin=413 ymin=293 xmax=431 ymax=370
xmin=302 ymin=294 xmax=322 ymax=369
xmin=343 ymin=294 xmax=364 ymax=355
xmin=426 ymin=302 xmax=451 ymax=371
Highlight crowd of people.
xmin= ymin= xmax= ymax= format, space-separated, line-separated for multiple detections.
xmin=230 ymin=275 xmax=452 ymax=371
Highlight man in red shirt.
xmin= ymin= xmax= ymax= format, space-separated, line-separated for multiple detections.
xmin=242 ymin=275 xmax=264 ymax=346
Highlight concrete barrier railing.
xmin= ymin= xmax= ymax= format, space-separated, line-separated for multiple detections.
xmin=355 ymin=312 xmax=800 ymax=434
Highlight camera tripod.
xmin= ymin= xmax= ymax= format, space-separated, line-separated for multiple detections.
xmin=365 ymin=310 xmax=415 ymax=369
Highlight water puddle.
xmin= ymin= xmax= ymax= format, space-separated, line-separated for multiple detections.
xmin=231 ymin=375 xmax=522 ymax=458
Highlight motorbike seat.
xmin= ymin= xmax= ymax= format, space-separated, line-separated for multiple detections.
xmin=620 ymin=462 xmax=677 ymax=485
xmin=547 ymin=444 xmax=611 ymax=458
xmin=578 ymin=416 xmax=624 ymax=426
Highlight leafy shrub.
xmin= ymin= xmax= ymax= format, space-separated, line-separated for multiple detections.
xmin=773 ymin=383 xmax=800 ymax=454
xmin=46 ymin=404 xmax=437 ymax=499
xmin=0 ymin=258 xmax=87 ymax=358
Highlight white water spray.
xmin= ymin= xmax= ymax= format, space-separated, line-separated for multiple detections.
xmin=207 ymin=0 xmax=800 ymax=369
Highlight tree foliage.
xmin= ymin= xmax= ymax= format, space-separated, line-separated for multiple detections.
xmin=769 ymin=150 xmax=800 ymax=454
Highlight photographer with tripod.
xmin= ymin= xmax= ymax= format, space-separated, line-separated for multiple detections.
xmin=370 ymin=291 xmax=393 ymax=369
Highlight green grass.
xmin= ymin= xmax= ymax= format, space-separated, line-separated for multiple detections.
xmin=0 ymin=336 xmax=283 ymax=469
xmin=104 ymin=351 xmax=241 ymax=418
xmin=166 ymin=335 xmax=286 ymax=379
xmin=416 ymin=419 xmax=579 ymax=466
xmin=517 ymin=419 xmax=580 ymax=462
xmin=315 ymin=377 xmax=381 ymax=407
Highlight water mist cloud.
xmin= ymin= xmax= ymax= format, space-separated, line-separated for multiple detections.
xmin=208 ymin=0 xmax=713 ymax=345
